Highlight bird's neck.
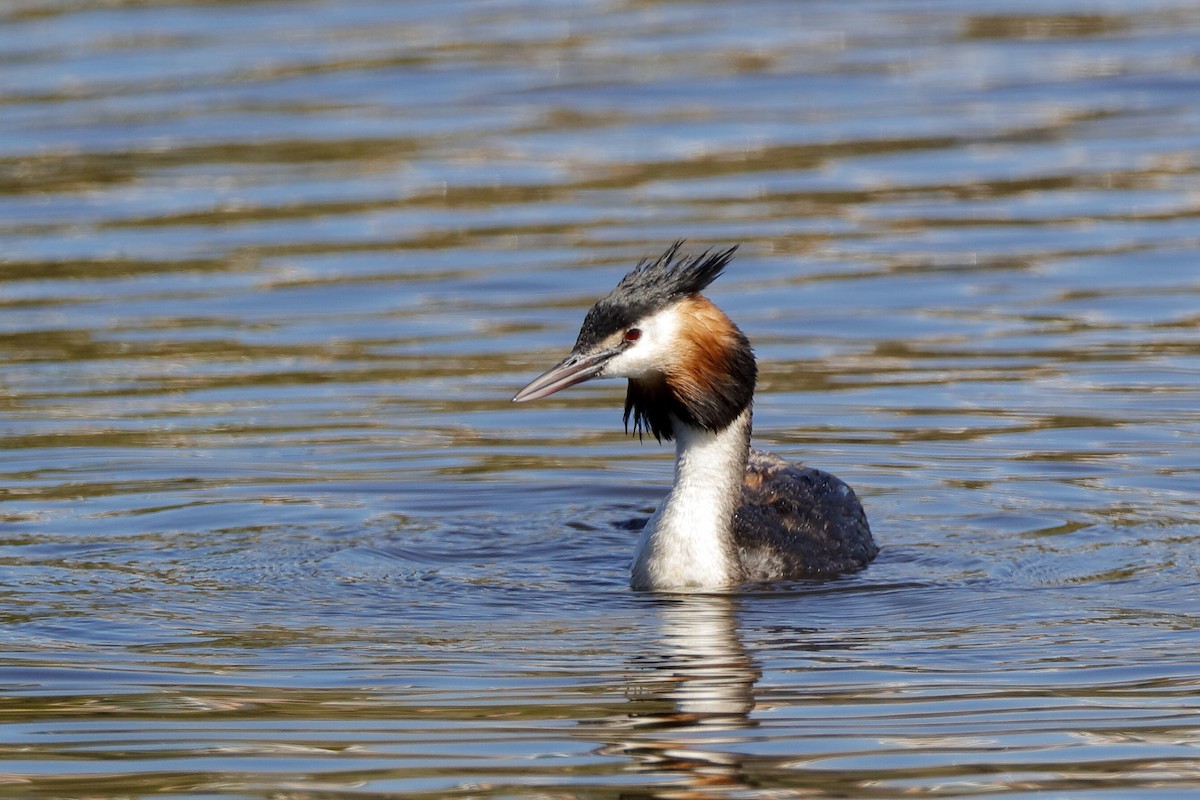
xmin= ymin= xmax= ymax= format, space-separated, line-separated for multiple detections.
xmin=631 ymin=408 xmax=752 ymax=591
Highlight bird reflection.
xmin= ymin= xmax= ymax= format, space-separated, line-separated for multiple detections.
xmin=596 ymin=594 xmax=760 ymax=797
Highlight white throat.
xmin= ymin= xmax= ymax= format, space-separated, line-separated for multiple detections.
xmin=630 ymin=408 xmax=751 ymax=591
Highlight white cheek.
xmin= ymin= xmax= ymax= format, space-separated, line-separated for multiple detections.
xmin=603 ymin=345 xmax=660 ymax=379
xmin=600 ymin=306 xmax=680 ymax=379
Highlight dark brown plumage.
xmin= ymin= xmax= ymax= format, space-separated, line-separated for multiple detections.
xmin=735 ymin=449 xmax=878 ymax=580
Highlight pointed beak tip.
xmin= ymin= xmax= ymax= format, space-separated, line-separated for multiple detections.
xmin=511 ymin=349 xmax=615 ymax=406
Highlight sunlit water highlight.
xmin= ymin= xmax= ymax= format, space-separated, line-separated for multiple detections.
xmin=2 ymin=0 xmax=1200 ymax=797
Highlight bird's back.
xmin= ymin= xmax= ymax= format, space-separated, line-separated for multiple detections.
xmin=733 ymin=449 xmax=877 ymax=582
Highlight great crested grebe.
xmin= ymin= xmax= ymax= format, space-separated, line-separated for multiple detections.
xmin=513 ymin=242 xmax=877 ymax=591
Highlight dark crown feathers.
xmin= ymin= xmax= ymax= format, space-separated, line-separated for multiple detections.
xmin=573 ymin=241 xmax=738 ymax=352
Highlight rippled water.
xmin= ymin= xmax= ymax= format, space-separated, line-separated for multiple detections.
xmin=3 ymin=0 xmax=1200 ymax=797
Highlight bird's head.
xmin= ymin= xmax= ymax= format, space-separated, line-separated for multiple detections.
xmin=513 ymin=241 xmax=756 ymax=441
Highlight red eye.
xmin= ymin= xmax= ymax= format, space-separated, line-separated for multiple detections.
xmin=624 ymin=328 xmax=642 ymax=342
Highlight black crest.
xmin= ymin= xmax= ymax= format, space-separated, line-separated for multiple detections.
xmin=572 ymin=241 xmax=738 ymax=353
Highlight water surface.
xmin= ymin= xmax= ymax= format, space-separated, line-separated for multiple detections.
xmin=2 ymin=0 xmax=1200 ymax=797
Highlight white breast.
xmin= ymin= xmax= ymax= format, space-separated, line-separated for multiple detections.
xmin=630 ymin=410 xmax=751 ymax=591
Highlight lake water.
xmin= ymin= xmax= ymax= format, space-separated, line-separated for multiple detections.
xmin=3 ymin=0 xmax=1200 ymax=797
